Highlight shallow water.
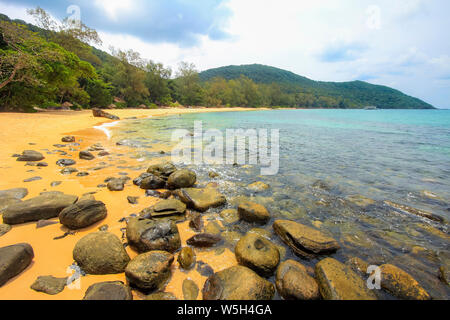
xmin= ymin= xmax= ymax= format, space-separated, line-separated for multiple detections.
xmin=112 ymin=109 xmax=450 ymax=299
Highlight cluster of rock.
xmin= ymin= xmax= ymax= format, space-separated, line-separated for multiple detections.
xmin=0 ymin=150 xmax=437 ymax=301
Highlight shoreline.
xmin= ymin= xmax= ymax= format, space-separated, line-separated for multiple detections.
xmin=0 ymin=107 xmax=261 ymax=300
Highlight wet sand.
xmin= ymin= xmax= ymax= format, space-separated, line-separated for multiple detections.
xmin=0 ymin=108 xmax=257 ymax=300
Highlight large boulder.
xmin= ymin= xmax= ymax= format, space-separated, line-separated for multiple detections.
xmin=73 ymin=232 xmax=130 ymax=275
xmin=0 ymin=243 xmax=34 ymax=287
xmin=83 ymin=281 xmax=133 ymax=300
xmin=273 ymin=220 xmax=340 ymax=259
xmin=3 ymin=193 xmax=78 ymax=225
xmin=0 ymin=197 xmax=21 ymax=214
xmin=276 ymin=260 xmax=320 ymax=300
xmin=30 ymin=276 xmax=67 ymax=295
xmin=167 ymin=169 xmax=197 ymax=189
xmin=235 ymin=233 xmax=280 ymax=277
xmin=147 ymin=162 xmax=177 ymax=180
xmin=380 ymin=264 xmax=430 ymax=300
xmin=175 ymin=188 xmax=226 ymax=212
xmin=17 ymin=150 xmax=45 ymax=162
xmin=127 ymin=217 xmax=181 ymax=253
xmin=140 ymin=199 xmax=186 ymax=219
xmin=59 ymin=200 xmax=107 ymax=230
xmin=315 ymin=258 xmax=377 ymax=300
xmin=125 ymin=251 xmax=174 ymax=293
xmin=238 ymin=202 xmax=270 ymax=225
xmin=92 ymin=108 xmax=120 ymax=120
xmin=202 ymin=266 xmax=275 ymax=300
xmin=139 ymin=175 xmax=166 ymax=190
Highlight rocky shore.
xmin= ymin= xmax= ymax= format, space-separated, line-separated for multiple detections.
xmin=0 ymin=109 xmax=448 ymax=300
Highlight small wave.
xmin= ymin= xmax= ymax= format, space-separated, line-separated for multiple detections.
xmin=93 ymin=121 xmax=120 ymax=140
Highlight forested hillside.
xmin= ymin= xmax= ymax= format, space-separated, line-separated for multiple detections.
xmin=0 ymin=9 xmax=434 ymax=111
xmin=199 ymin=64 xmax=435 ymax=109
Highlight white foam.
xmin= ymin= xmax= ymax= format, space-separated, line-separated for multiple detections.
xmin=93 ymin=121 xmax=120 ymax=140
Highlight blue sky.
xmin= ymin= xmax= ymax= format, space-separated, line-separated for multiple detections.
xmin=1 ymin=0 xmax=449 ymax=108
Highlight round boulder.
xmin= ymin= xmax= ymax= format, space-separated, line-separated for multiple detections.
xmin=235 ymin=233 xmax=280 ymax=277
xmin=0 ymin=243 xmax=34 ymax=287
xmin=202 ymin=265 xmax=275 ymax=300
xmin=238 ymin=201 xmax=270 ymax=225
xmin=73 ymin=232 xmax=130 ymax=275
xmin=276 ymin=260 xmax=320 ymax=300
xmin=125 ymin=251 xmax=174 ymax=293
xmin=167 ymin=169 xmax=197 ymax=189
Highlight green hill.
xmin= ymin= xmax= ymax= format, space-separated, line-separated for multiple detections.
xmin=199 ymin=64 xmax=435 ymax=109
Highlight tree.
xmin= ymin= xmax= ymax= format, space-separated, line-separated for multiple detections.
xmin=145 ymin=60 xmax=172 ymax=105
xmin=175 ymin=62 xmax=204 ymax=106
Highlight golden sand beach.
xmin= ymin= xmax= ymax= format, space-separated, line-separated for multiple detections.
xmin=0 ymin=107 xmax=258 ymax=300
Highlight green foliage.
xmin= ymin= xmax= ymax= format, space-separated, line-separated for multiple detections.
xmin=85 ymin=78 xmax=113 ymax=108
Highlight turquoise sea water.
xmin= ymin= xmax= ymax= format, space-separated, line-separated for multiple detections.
xmin=112 ymin=109 xmax=450 ymax=299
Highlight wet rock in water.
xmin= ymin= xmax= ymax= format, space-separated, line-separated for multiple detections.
xmin=235 ymin=233 xmax=280 ymax=277
xmin=187 ymin=233 xmax=222 ymax=248
xmin=83 ymin=281 xmax=133 ymax=300
xmin=312 ymin=180 xmax=332 ymax=191
xmin=238 ymin=201 xmax=270 ymax=225
xmin=125 ymin=251 xmax=174 ymax=293
xmin=147 ymin=162 xmax=177 ymax=180
xmin=146 ymin=292 xmax=177 ymax=300
xmin=379 ymin=264 xmax=430 ymax=300
xmin=205 ymin=221 xmax=223 ymax=235
xmin=127 ymin=196 xmax=139 ymax=205
xmin=127 ymin=218 xmax=181 ymax=253
xmin=61 ymin=167 xmax=78 ymax=175
xmin=107 ymin=178 xmax=126 ymax=191
xmin=146 ymin=190 xmax=172 ymax=199
xmin=247 ymin=182 xmax=270 ymax=192
xmin=249 ymin=228 xmax=271 ymax=240
xmin=203 ymin=265 xmax=275 ymax=300
xmin=36 ymin=220 xmax=58 ymax=229
xmin=439 ymin=265 xmax=449 ymax=286
xmin=384 ymin=201 xmax=444 ymax=223
xmin=17 ymin=150 xmax=45 ymax=162
xmin=221 ymin=230 xmax=242 ymax=247
xmin=30 ymin=276 xmax=67 ymax=295
xmin=59 ymin=200 xmax=107 ymax=230
xmin=189 ymin=211 xmax=203 ymax=232
xmin=87 ymin=143 xmax=104 ymax=152
xmin=178 ymin=247 xmax=196 ymax=270
xmin=3 ymin=193 xmax=78 ymax=225
xmin=167 ymin=169 xmax=197 ymax=189
xmin=92 ymin=108 xmax=120 ymax=120
xmin=175 ymin=188 xmax=227 ymax=212
xmin=0 ymin=188 xmax=28 ymax=200
xmin=220 ymin=209 xmax=239 ymax=225
xmin=140 ymin=199 xmax=186 ymax=219
xmin=273 ymin=220 xmax=340 ymax=259
xmin=73 ymin=232 xmax=130 ymax=275
xmin=23 ymin=176 xmax=42 ymax=183
xmin=183 ymin=279 xmax=199 ymax=300
xmin=346 ymin=195 xmax=376 ymax=208
xmin=56 ymin=159 xmax=76 ymax=167
xmin=0 ymin=243 xmax=34 ymax=287
xmin=276 ymin=260 xmax=320 ymax=300
xmin=346 ymin=257 xmax=369 ymax=276
xmin=140 ymin=175 xmax=166 ymax=190
xmin=62 ymin=136 xmax=75 ymax=143
xmin=209 ymin=171 xmax=219 ymax=179
xmin=79 ymin=151 xmax=95 ymax=160
xmin=0 ymin=224 xmax=12 ymax=237
xmin=315 ymin=258 xmax=377 ymax=300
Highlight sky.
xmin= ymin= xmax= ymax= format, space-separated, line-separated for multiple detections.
xmin=1 ymin=0 xmax=449 ymax=108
